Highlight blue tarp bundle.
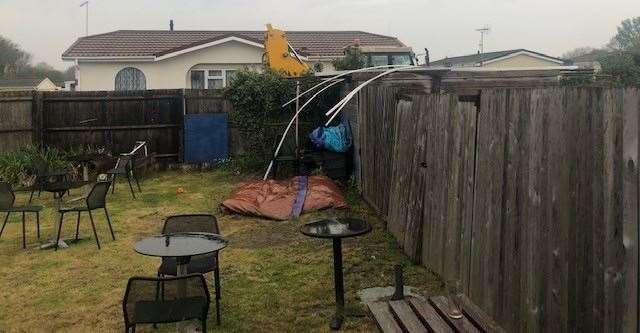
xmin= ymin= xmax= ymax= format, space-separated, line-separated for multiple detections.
xmin=309 ymin=123 xmax=352 ymax=153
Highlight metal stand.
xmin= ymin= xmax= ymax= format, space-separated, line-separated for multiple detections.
xmin=391 ymin=264 xmax=404 ymax=301
xmin=40 ymin=192 xmax=72 ymax=250
xmin=331 ymin=238 xmax=344 ymax=330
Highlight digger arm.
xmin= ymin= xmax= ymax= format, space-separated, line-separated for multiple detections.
xmin=264 ymin=24 xmax=311 ymax=77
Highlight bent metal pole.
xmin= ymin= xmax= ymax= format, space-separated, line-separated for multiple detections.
xmin=281 ymin=64 xmax=414 ymax=109
xmin=263 ymin=78 xmax=345 ymax=180
xmin=324 ymin=66 xmax=417 ymax=126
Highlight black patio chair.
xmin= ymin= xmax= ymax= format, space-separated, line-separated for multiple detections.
xmin=157 ymin=214 xmax=223 ymax=325
xmin=55 ymin=181 xmax=115 ymax=250
xmin=270 ymin=134 xmax=299 ymax=179
xmin=123 ymin=274 xmax=210 ymax=333
xmin=28 ymin=158 xmax=69 ymax=203
xmin=0 ymin=181 xmax=42 ymax=248
xmin=106 ymin=154 xmax=140 ymax=199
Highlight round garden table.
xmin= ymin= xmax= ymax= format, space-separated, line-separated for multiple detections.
xmin=134 ymin=232 xmax=228 ymax=276
xmin=135 ymin=232 xmax=227 ymax=332
xmin=300 ymin=218 xmax=372 ymax=330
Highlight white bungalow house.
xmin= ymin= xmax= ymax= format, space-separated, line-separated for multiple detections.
xmin=0 ymin=77 xmax=64 ymax=91
xmin=62 ymin=29 xmax=413 ymax=91
xmin=430 ymin=49 xmax=572 ymax=70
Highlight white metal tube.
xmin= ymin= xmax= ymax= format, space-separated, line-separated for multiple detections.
xmin=263 ymin=79 xmax=344 ymax=180
xmin=324 ymin=66 xmax=416 ymax=126
xmin=281 ymin=65 xmax=414 ymax=108
xmin=324 ymin=65 xmax=415 ymax=117
xmin=295 ymin=81 xmax=300 ymax=160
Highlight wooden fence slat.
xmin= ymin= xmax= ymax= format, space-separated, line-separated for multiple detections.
xmin=622 ymin=88 xmax=639 ymax=333
xmin=387 ymin=98 xmax=414 ymax=244
xmin=602 ymin=89 xmax=625 ymax=332
xmin=542 ymin=87 xmax=570 ymax=332
xmin=496 ymin=89 xmax=524 ymax=330
xmin=404 ymin=96 xmax=428 ymax=262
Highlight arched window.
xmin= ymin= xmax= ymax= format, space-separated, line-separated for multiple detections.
xmin=115 ymin=67 xmax=146 ymax=91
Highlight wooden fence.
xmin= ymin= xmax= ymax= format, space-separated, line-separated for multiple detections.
xmin=0 ymin=89 xmax=234 ymax=159
xmin=357 ymin=85 xmax=640 ymax=332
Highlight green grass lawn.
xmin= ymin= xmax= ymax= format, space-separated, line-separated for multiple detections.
xmin=0 ymin=170 xmax=442 ymax=332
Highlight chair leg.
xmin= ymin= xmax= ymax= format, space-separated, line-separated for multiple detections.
xmin=75 ymin=212 xmax=81 ymax=241
xmin=126 ymin=174 xmax=136 ymax=199
xmin=21 ymin=212 xmax=26 ymax=249
xmin=55 ymin=213 xmax=64 ymax=251
xmin=0 ymin=212 xmax=9 ymax=238
xmin=202 ymin=318 xmax=207 ymax=332
xmin=104 ymin=208 xmax=115 ymax=240
xmin=29 ymin=190 xmax=35 ymax=204
xmin=87 ymin=210 xmax=100 ymax=249
xmin=36 ymin=211 xmax=40 ymax=239
xmin=111 ymin=174 xmax=117 ymax=194
xmin=132 ymin=170 xmax=142 ymax=192
xmin=214 ymin=256 xmax=221 ymax=325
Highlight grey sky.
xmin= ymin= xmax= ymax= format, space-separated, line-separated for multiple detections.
xmin=1 ymin=0 xmax=637 ymax=70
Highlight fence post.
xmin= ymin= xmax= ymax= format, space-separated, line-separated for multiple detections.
xmin=31 ymin=91 xmax=44 ymax=148
xmin=178 ymin=89 xmax=186 ymax=162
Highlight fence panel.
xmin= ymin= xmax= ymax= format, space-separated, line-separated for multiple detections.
xmin=357 ymin=86 xmax=639 ymax=332
xmin=0 ymin=92 xmax=34 ymax=153
xmin=41 ymin=90 xmax=183 ymax=159
xmin=358 ymin=85 xmax=399 ymax=215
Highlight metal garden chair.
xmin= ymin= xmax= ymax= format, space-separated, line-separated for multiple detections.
xmin=106 ymin=154 xmax=141 ymax=199
xmin=157 ymin=214 xmax=223 ymax=325
xmin=28 ymin=157 xmax=70 ymax=203
xmin=270 ymin=134 xmax=299 ymax=179
xmin=55 ymin=181 xmax=115 ymax=250
xmin=123 ymin=274 xmax=210 ymax=333
xmin=0 ymin=181 xmax=42 ymax=248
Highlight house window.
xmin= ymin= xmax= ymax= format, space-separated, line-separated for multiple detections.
xmin=390 ymin=54 xmax=412 ymax=65
xmin=115 ymin=67 xmax=146 ymax=91
xmin=370 ymin=55 xmax=389 ymax=67
xmin=190 ymin=69 xmax=237 ymax=89
xmin=190 ymin=70 xmax=205 ymax=89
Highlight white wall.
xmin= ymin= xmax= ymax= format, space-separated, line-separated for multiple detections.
xmin=75 ymin=40 xmax=264 ymax=91
xmin=483 ymin=54 xmax=561 ymax=68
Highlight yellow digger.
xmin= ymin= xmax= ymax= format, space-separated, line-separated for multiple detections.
xmin=263 ymin=24 xmax=310 ymax=77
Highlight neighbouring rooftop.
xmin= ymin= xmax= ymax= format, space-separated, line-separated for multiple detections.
xmin=431 ymin=48 xmax=570 ymax=67
xmin=62 ymin=30 xmax=407 ymax=59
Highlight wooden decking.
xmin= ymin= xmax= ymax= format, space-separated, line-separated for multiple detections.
xmin=367 ymin=295 xmax=505 ymax=333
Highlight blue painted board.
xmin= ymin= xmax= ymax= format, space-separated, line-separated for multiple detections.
xmin=184 ymin=113 xmax=229 ymax=163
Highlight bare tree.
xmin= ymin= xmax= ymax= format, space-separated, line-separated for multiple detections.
xmin=609 ymin=16 xmax=640 ymax=52
xmin=562 ymin=47 xmax=596 ymax=59
xmin=0 ymin=35 xmax=31 ymax=77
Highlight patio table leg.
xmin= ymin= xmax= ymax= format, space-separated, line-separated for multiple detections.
xmin=40 ymin=192 xmax=70 ymax=250
xmin=331 ymin=238 xmax=344 ymax=330
xmin=176 ymin=256 xmax=191 ymax=332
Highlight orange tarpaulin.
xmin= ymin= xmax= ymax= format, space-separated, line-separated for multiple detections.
xmin=221 ymin=176 xmax=348 ymax=220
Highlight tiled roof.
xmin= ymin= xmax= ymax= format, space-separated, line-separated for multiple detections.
xmin=0 ymin=77 xmax=47 ymax=88
xmin=62 ymin=30 xmax=406 ymax=58
xmin=431 ymin=49 xmax=568 ymax=66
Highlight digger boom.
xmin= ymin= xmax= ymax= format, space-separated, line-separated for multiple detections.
xmin=264 ymin=24 xmax=310 ymax=77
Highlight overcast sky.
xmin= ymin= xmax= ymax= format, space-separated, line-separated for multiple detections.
xmin=1 ymin=0 xmax=637 ymax=70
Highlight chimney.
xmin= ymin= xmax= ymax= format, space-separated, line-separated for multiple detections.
xmin=424 ymin=48 xmax=430 ymax=66
xmin=169 ymin=20 xmax=174 ymax=31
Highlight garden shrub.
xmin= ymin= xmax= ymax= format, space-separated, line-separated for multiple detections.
xmin=0 ymin=145 xmax=71 ymax=186
xmin=224 ymin=69 xmax=335 ymax=171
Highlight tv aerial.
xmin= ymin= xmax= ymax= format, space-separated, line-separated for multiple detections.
xmin=475 ymin=25 xmax=491 ymax=54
